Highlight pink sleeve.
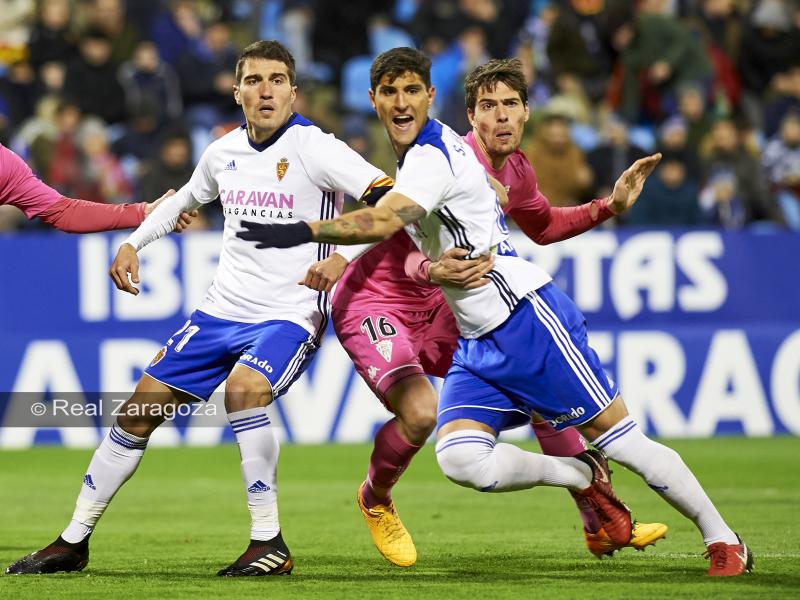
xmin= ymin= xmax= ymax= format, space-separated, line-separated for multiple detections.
xmin=508 ymin=160 xmax=616 ymax=245
xmin=404 ymin=249 xmax=436 ymax=287
xmin=37 ymin=197 xmax=147 ymax=233
xmin=0 ymin=144 xmax=63 ymax=218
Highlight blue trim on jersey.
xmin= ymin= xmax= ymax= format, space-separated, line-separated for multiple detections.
xmin=398 ymin=118 xmax=452 ymax=172
xmin=243 ymin=112 xmax=314 ymax=152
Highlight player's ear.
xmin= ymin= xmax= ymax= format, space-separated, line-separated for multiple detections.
xmin=428 ymin=85 xmax=436 ymax=107
xmin=523 ymin=102 xmax=530 ymax=123
xmin=368 ymin=88 xmax=377 ymax=111
xmin=467 ymin=108 xmax=476 ymax=128
xmin=290 ymin=85 xmax=297 ymax=104
xmin=233 ymin=84 xmax=241 ymax=105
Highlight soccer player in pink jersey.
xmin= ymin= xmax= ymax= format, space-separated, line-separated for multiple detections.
xmin=0 ymin=143 xmax=192 ymax=232
xmin=302 ymin=58 xmax=666 ymax=567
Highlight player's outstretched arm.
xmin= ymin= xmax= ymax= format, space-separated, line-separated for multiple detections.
xmin=237 ymin=192 xmax=425 ymax=249
xmin=608 ymin=153 xmax=661 ymax=214
xmin=143 ymin=189 xmax=198 ymax=232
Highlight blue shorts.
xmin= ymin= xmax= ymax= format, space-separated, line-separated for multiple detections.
xmin=145 ymin=310 xmax=318 ymax=401
xmin=438 ymin=283 xmax=618 ymax=433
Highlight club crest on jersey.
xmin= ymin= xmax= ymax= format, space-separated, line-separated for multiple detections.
xmin=150 ymin=346 xmax=167 ymax=367
xmin=276 ymin=157 xmax=289 ymax=181
xmin=375 ymin=340 xmax=393 ymax=363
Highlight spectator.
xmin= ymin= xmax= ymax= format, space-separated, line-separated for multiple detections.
xmin=589 ymin=113 xmax=648 ymax=199
xmin=546 ymin=0 xmax=628 ymax=102
xmin=522 ymin=101 xmax=593 ymax=207
xmin=739 ymin=0 xmax=800 ymax=96
xmin=0 ymin=0 xmax=35 ymax=68
xmin=137 ymin=130 xmax=194 ymax=207
xmin=626 ymin=151 xmax=703 ymax=225
xmin=657 ymin=115 xmax=702 ymax=180
xmin=678 ymin=84 xmax=714 ymax=155
xmin=119 ymin=40 xmax=183 ymax=126
xmin=763 ymin=64 xmax=800 ymax=137
xmin=177 ymin=21 xmax=239 ymax=131
xmin=149 ymin=0 xmax=204 ymax=66
xmin=27 ymin=0 xmax=77 ymax=69
xmin=762 ymin=112 xmax=800 ymax=228
xmin=699 ymin=171 xmax=747 ymax=227
xmin=77 ymin=117 xmax=133 ymax=204
xmin=63 ymin=29 xmax=127 ymax=125
xmin=0 ymin=61 xmax=40 ymax=125
xmin=84 ymin=0 xmax=141 ymax=66
xmin=701 ymin=117 xmax=780 ymax=223
xmin=616 ymin=0 xmax=713 ymax=122
xmin=38 ymin=101 xmax=86 ymax=199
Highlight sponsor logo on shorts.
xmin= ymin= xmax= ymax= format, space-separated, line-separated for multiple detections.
xmin=240 ymin=353 xmax=274 ymax=373
xmin=548 ymin=406 xmax=586 ymax=427
xmin=150 ymin=346 xmax=167 ymax=367
xmin=367 ymin=365 xmax=380 ymax=381
xmin=375 ymin=340 xmax=393 ymax=363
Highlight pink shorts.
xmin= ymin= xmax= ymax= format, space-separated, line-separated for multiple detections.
xmin=332 ymin=300 xmax=458 ymax=408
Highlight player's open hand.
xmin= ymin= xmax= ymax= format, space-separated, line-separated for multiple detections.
xmin=429 ymin=248 xmax=494 ymax=289
xmin=609 ymin=153 xmax=662 ymax=214
xmin=237 ymin=220 xmax=313 ymax=249
xmin=109 ymin=243 xmax=141 ymax=295
xmin=301 ymin=253 xmax=348 ymax=292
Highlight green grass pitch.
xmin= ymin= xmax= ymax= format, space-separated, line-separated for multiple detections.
xmin=1 ymin=437 xmax=798 ymax=599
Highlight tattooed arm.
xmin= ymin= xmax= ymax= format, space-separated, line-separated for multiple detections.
xmin=311 ymin=192 xmax=425 ymax=244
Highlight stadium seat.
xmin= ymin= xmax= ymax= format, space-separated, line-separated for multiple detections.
xmin=341 ymin=56 xmax=375 ymax=114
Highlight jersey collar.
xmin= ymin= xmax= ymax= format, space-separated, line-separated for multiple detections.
xmin=242 ymin=112 xmax=314 ymax=152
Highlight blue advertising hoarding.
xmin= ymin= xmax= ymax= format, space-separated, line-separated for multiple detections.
xmin=0 ymin=228 xmax=798 ymax=446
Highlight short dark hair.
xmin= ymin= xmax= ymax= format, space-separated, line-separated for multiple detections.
xmin=464 ymin=58 xmax=528 ymax=112
xmin=235 ymin=40 xmax=296 ymax=84
xmin=370 ymin=47 xmax=431 ymax=91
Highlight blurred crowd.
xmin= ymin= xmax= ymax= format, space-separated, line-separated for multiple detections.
xmin=1 ymin=0 xmax=799 ymax=232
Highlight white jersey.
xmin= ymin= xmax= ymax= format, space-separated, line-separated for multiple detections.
xmin=392 ymin=119 xmax=552 ymax=338
xmin=127 ymin=113 xmax=385 ymax=336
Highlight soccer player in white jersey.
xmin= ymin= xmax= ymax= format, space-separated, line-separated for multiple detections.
xmin=6 ymin=41 xmax=392 ymax=577
xmin=236 ymin=47 xmax=753 ymax=577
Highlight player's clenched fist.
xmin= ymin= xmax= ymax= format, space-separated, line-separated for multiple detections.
xmin=109 ymin=243 xmax=141 ymax=295
xmin=301 ymin=253 xmax=349 ymax=292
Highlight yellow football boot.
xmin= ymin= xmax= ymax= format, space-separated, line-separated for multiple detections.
xmin=357 ymin=482 xmax=417 ymax=567
xmin=585 ymin=521 xmax=668 ymax=558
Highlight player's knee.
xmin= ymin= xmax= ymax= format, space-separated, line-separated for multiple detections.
xmin=436 ymin=441 xmax=496 ymax=491
xmin=225 ymin=373 xmax=273 ymax=412
xmin=397 ymin=405 xmax=437 ymax=443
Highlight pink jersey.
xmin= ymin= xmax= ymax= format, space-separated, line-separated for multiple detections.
xmin=331 ymin=131 xmax=615 ymax=312
xmin=0 ymin=143 xmax=63 ymax=218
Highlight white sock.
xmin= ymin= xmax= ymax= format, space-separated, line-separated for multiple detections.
xmin=593 ymin=416 xmax=738 ymax=545
xmin=229 ymin=407 xmax=280 ymax=541
xmin=435 ymin=430 xmax=592 ymax=492
xmin=61 ymin=423 xmax=148 ymax=543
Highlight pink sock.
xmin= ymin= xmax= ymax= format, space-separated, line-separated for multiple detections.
xmin=532 ymin=422 xmax=599 ymax=532
xmin=362 ymin=418 xmax=422 ymax=509
xmin=531 ymin=421 xmax=586 ymax=457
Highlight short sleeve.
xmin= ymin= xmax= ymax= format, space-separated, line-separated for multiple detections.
xmin=185 ymin=146 xmax=220 ymax=204
xmin=297 ymin=128 xmax=386 ymax=198
xmin=392 ymin=145 xmax=455 ymax=214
